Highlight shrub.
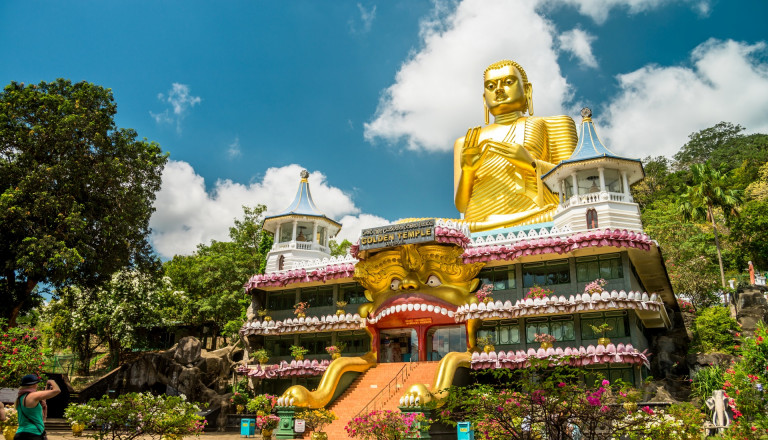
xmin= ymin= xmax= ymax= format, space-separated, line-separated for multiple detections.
xmin=346 ymin=410 xmax=430 ymax=440
xmin=690 ymin=365 xmax=725 ymax=405
xmin=246 ymin=394 xmax=276 ymax=415
xmin=229 ymin=392 xmax=249 ymax=406
xmin=691 ymin=307 xmax=740 ymax=354
xmin=64 ymin=392 xmax=206 ymax=440
xmin=0 ymin=319 xmax=46 ymax=387
xmin=296 ymin=408 xmax=337 ymax=433
xmin=0 ymin=405 xmax=18 ymax=428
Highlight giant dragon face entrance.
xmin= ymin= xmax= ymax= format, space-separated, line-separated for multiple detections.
xmin=354 ymin=243 xmax=483 ymax=361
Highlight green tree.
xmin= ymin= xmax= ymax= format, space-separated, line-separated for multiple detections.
xmin=0 ymin=80 xmax=167 ymax=326
xmin=164 ymin=205 xmax=270 ymax=347
xmin=730 ymin=200 xmax=768 ymax=269
xmin=329 ymin=239 xmax=353 ymax=257
xmin=673 ymin=122 xmax=744 ymax=170
xmin=678 ymin=163 xmax=741 ymax=289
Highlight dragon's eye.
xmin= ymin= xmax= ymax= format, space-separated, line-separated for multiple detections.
xmin=390 ymin=278 xmax=401 ymax=291
xmin=426 ymin=275 xmax=442 ymax=287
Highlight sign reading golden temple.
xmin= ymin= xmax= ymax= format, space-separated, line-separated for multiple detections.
xmin=359 ymin=219 xmax=435 ymax=250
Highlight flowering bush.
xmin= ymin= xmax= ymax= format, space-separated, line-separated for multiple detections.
xmin=589 ymin=323 xmax=613 ymax=338
xmin=294 ymin=302 xmax=309 ymax=316
xmin=256 ymin=414 xmax=280 ymax=431
xmin=0 ymin=405 xmax=18 ymax=428
xmin=0 ymin=319 xmax=46 ymax=387
xmin=677 ymin=299 xmax=696 ymax=314
xmin=297 ymin=408 xmax=337 ymax=433
xmin=257 ymin=308 xmax=269 ymax=317
xmin=64 ymin=392 xmax=207 ymax=440
xmin=584 ymin=278 xmax=607 ymax=295
xmin=525 ymin=285 xmax=552 ymax=300
xmin=230 ymin=392 xmax=249 ymax=406
xmin=336 ymin=300 xmax=348 ymax=308
xmin=438 ymin=362 xmax=660 ymax=440
xmin=717 ymin=322 xmax=768 ymax=437
xmin=691 ymin=306 xmax=740 ymax=354
xmin=534 ymin=333 xmax=556 ymax=344
xmin=246 ymin=394 xmax=276 ymax=415
xmin=476 ymin=336 xmax=494 ymax=347
xmin=325 ymin=345 xmax=343 ymax=355
xmin=475 ymin=284 xmax=494 ymax=302
xmin=345 ymin=410 xmax=430 ymax=440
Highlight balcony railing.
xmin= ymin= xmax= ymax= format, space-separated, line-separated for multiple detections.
xmin=273 ymin=240 xmax=330 ymax=253
xmin=559 ymin=191 xmax=631 ymax=209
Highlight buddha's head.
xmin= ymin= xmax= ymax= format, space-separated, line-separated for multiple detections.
xmin=483 ymin=59 xmax=533 ymax=117
xmin=354 ymin=243 xmax=484 ymax=322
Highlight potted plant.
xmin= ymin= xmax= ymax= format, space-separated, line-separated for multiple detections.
xmin=335 ymin=300 xmax=348 ymax=316
xmin=325 ymin=345 xmax=343 ymax=360
xmin=297 ymin=408 xmax=337 ymax=440
xmin=1 ymin=405 xmax=18 ymax=440
xmin=475 ymin=284 xmax=494 ymax=304
xmin=256 ymin=414 xmax=280 ymax=440
xmin=294 ymin=301 xmax=309 ymax=318
xmin=253 ymin=348 xmax=270 ymax=365
xmin=290 ymin=345 xmax=309 ymax=361
xmin=534 ymin=333 xmax=556 ymax=350
xmin=584 ymin=278 xmax=607 ymax=295
xmin=257 ymin=308 xmax=272 ymax=322
xmin=590 ymin=323 xmax=613 ymax=346
xmin=525 ymin=285 xmax=553 ymax=300
xmin=64 ymin=403 xmax=90 ymax=436
xmin=247 ymin=394 xmax=277 ymax=416
xmin=477 ymin=335 xmax=494 ymax=353
xmin=230 ymin=392 xmax=249 ymax=414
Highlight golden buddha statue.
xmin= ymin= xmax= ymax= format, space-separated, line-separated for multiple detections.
xmin=454 ymin=60 xmax=577 ymax=231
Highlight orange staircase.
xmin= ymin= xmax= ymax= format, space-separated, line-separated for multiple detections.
xmin=321 ymin=361 xmax=440 ymax=439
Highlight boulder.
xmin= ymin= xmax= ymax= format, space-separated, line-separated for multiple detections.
xmin=173 ymin=336 xmax=202 ymax=365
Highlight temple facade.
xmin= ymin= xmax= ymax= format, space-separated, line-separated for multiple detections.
xmin=238 ymin=105 xmax=679 ymax=437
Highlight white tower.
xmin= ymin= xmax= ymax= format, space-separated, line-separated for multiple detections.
xmin=262 ymin=170 xmax=341 ymax=273
xmin=542 ymin=108 xmax=645 ymax=232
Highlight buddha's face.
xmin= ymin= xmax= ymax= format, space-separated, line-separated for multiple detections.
xmin=484 ymin=64 xmax=528 ymax=116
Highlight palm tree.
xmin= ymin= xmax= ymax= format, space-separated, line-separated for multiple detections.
xmin=678 ymin=163 xmax=741 ymax=291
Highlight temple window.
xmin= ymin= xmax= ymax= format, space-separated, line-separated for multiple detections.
xmin=267 ymin=291 xmax=296 ymax=311
xmin=337 ymin=330 xmax=371 ymax=355
xmin=316 ymin=226 xmax=327 ymax=245
xmin=279 ymin=224 xmax=293 ymax=242
xmin=522 ymin=259 xmax=570 ymax=288
xmin=477 ymin=320 xmax=521 ymax=346
xmin=299 ymin=333 xmax=333 ymax=355
xmin=264 ymin=335 xmax=295 ymax=358
xmin=340 ymin=283 xmax=369 ymax=305
xmin=525 ymin=316 xmax=575 ymax=343
xmin=580 ymin=311 xmax=629 ymax=339
xmin=478 ymin=266 xmax=516 ymax=291
xmin=603 ymin=168 xmax=622 ymax=192
xmin=586 ymin=208 xmax=598 ymax=229
xmin=585 ymin=365 xmax=636 ymax=386
xmin=278 ymin=255 xmax=285 ymax=271
xmin=297 ymin=221 xmax=313 ymax=242
xmin=300 ymin=286 xmax=334 ymax=308
xmin=576 ymin=253 xmax=623 ymax=281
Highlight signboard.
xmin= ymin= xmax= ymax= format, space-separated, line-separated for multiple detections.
xmin=405 ymin=318 xmax=432 ymax=325
xmin=294 ymin=419 xmax=306 ymax=433
xmin=0 ymin=388 xmax=16 ymax=403
xmin=359 ymin=219 xmax=435 ymax=251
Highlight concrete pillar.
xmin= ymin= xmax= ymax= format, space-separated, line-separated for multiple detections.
xmin=622 ymin=171 xmax=631 ymax=200
xmin=571 ymin=173 xmax=579 ymax=199
xmin=598 ymin=167 xmax=606 ymax=192
xmin=292 ymin=220 xmax=297 ymax=242
xmin=312 ymin=221 xmax=318 ymax=244
xmin=275 ymin=223 xmax=281 ymax=246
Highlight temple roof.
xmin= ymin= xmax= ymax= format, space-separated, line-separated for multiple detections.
xmin=262 ymin=170 xmax=341 ymax=230
xmin=542 ymin=108 xmax=644 ymax=184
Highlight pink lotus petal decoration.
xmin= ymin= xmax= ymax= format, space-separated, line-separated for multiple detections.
xmin=470 ymin=345 xmax=651 ymax=370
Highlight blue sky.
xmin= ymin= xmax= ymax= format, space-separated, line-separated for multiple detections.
xmin=2 ymin=0 xmax=767 ymax=258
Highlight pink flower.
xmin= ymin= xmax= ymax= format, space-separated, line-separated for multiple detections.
xmin=601 ymin=379 xmax=610 ymax=386
xmin=641 ymin=406 xmax=654 ymax=415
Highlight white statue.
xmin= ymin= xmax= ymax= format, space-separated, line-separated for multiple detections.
xmin=705 ymin=389 xmax=733 ymax=434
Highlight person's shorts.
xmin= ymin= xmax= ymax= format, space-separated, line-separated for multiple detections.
xmin=14 ymin=431 xmax=46 ymax=440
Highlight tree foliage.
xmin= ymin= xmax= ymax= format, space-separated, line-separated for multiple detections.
xmin=0 ymin=80 xmax=167 ymax=325
xmin=329 ymin=239 xmax=353 ymax=257
xmin=163 ymin=205 xmax=270 ymax=346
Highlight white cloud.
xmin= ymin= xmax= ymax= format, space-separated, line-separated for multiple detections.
xmin=356 ymin=3 xmax=377 ymax=33
xmin=364 ymin=0 xmax=571 ymax=152
xmin=149 ymin=161 xmax=388 ymax=258
xmin=150 ymin=83 xmax=201 ymax=133
xmin=558 ymin=28 xmax=598 ymax=68
xmin=546 ymin=0 xmax=711 ymax=24
xmin=227 ymin=136 xmax=242 ymax=159
xmin=599 ymin=39 xmax=768 ymax=159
